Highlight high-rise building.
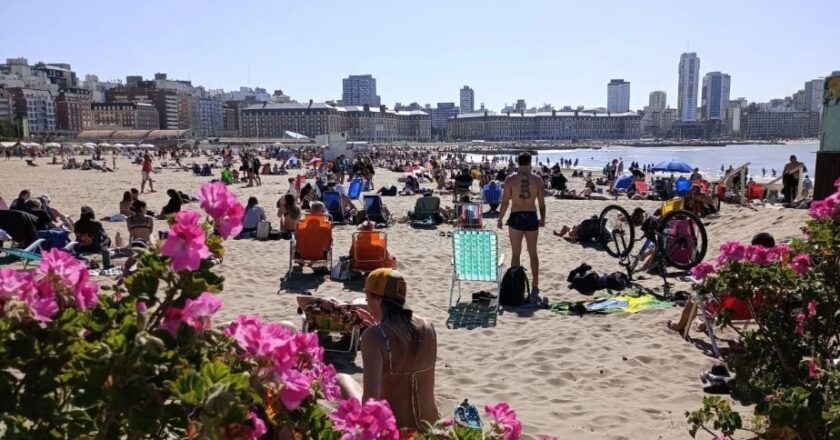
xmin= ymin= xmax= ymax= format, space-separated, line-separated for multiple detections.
xmin=55 ymin=88 xmax=93 ymax=132
xmin=8 ymin=87 xmax=57 ymax=133
xmin=648 ymin=91 xmax=667 ymax=112
xmin=341 ymin=74 xmax=380 ymax=106
xmin=430 ymin=102 xmax=459 ymax=138
xmin=514 ymin=99 xmax=527 ymax=112
xmin=607 ymin=79 xmax=630 ymax=113
xmin=0 ymin=88 xmax=13 ymax=123
xmin=677 ymin=53 xmax=701 ymax=122
xmin=91 ymin=102 xmax=160 ymax=129
xmin=460 ymin=86 xmax=474 ymax=113
xmin=804 ymin=79 xmax=824 ymax=113
xmin=701 ymin=72 xmax=731 ymax=120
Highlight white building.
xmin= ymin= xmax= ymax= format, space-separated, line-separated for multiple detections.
xmin=460 ymin=85 xmax=475 ymax=114
xmin=607 ymin=79 xmax=630 ymax=113
xmin=701 ymin=72 xmax=731 ymax=120
xmin=677 ymin=53 xmax=700 ymax=122
xmin=648 ymin=91 xmax=667 ymax=112
xmin=804 ymin=79 xmax=824 ymax=113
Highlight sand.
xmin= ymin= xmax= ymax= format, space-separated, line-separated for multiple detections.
xmin=0 ymin=155 xmax=810 ymax=439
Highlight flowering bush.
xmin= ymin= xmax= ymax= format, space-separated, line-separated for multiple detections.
xmin=687 ymin=178 xmax=840 ymax=439
xmin=0 ymin=182 xmax=543 ymax=439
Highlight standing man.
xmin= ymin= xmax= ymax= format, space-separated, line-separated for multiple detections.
xmin=140 ymin=154 xmax=155 ymax=193
xmin=497 ymin=153 xmax=547 ymax=293
xmin=782 ymin=155 xmax=807 ymax=203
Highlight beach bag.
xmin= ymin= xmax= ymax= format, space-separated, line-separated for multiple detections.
xmin=256 ymin=221 xmax=271 ymax=240
xmin=331 ymin=256 xmax=352 ymax=281
xmin=500 ymin=266 xmax=530 ymax=306
xmin=602 ymin=272 xmax=630 ymax=291
xmin=665 ymin=219 xmax=696 ymax=266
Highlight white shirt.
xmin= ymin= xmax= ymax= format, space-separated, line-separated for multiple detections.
xmin=242 ymin=205 xmax=266 ymax=229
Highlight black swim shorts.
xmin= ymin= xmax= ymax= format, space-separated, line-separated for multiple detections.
xmin=506 ymin=211 xmax=539 ymax=232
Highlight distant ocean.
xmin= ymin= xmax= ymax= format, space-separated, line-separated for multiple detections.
xmin=467 ymin=142 xmax=818 ymax=180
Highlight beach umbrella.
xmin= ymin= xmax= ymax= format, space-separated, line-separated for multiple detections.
xmin=83 ymin=142 xmax=97 ymax=148
xmin=651 ymin=160 xmax=694 ymax=173
xmin=123 ymin=143 xmax=136 ymax=149
xmin=45 ymin=142 xmax=61 ymax=148
xmin=113 ymin=143 xmax=125 ymax=148
xmin=138 ymin=144 xmax=155 ymax=149
xmin=98 ymin=142 xmax=112 ymax=148
xmin=26 ymin=142 xmax=43 ymax=149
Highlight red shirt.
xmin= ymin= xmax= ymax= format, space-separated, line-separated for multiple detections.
xmin=142 ymin=159 xmax=152 ymax=173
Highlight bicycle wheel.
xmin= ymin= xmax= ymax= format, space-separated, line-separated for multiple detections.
xmin=598 ymin=205 xmax=635 ymax=258
xmin=658 ymin=209 xmax=707 ymax=270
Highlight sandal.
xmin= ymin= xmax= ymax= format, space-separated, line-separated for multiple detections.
xmin=453 ymin=399 xmax=482 ymax=430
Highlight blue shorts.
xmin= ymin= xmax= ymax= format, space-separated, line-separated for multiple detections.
xmin=506 ymin=211 xmax=539 ymax=232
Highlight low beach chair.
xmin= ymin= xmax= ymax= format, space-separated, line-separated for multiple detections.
xmin=684 ymin=291 xmax=760 ymax=358
xmin=351 ymin=231 xmax=394 ymax=274
xmin=482 ymin=183 xmax=502 ymax=208
xmin=746 ymin=183 xmax=766 ymax=205
xmin=409 ymin=195 xmax=441 ymax=226
xmin=456 ymin=202 xmax=483 ymax=229
xmin=675 ymin=177 xmax=692 ymax=197
xmin=347 ymin=178 xmax=363 ymax=200
xmin=288 ymin=214 xmax=333 ymax=278
xmin=323 ymin=191 xmax=346 ymax=223
xmin=449 ymin=229 xmax=504 ymax=316
xmin=633 ymin=180 xmax=650 ymax=198
xmin=0 ymin=238 xmax=45 ymax=269
xmin=296 ymin=296 xmax=374 ymax=353
xmin=363 ymin=195 xmax=391 ymax=226
xmin=454 ymin=180 xmax=472 ymax=202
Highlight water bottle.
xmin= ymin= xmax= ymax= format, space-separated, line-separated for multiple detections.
xmin=101 ymin=250 xmax=111 ymax=269
xmin=115 ymin=232 xmax=124 ymax=248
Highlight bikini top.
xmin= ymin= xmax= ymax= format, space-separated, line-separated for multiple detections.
xmin=376 ymin=323 xmax=436 ymax=428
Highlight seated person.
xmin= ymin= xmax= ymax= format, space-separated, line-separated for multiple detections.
xmin=232 ymin=169 xmax=240 ymax=182
xmin=338 ymin=268 xmax=440 ymax=431
xmin=335 ymin=184 xmax=359 ymax=218
xmin=240 ymin=196 xmax=266 ymax=236
xmin=126 ymin=200 xmax=154 ymax=245
xmin=686 ymin=185 xmax=717 ymax=217
xmin=347 ymin=221 xmax=395 ymax=266
xmin=277 ymin=194 xmax=301 ymax=238
xmin=221 ymin=166 xmax=233 ymax=185
xmin=74 ymin=206 xmax=111 ymax=254
xmin=24 ymin=199 xmax=55 ymax=230
xmin=402 ymin=175 xmax=420 ymax=194
xmin=299 ymin=183 xmax=316 ymax=210
xmin=667 ymin=233 xmax=775 ymax=333
xmin=158 ymin=189 xmax=183 ymax=218
xmin=309 ymin=201 xmax=329 ymax=218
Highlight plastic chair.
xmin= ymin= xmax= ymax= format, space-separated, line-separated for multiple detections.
xmin=684 ymin=291 xmax=760 ymax=358
xmin=351 ymin=231 xmax=394 ymax=273
xmin=288 ymin=214 xmax=332 ymax=278
xmin=482 ymin=183 xmax=502 ymax=206
xmin=348 ymin=178 xmax=363 ymax=200
xmin=633 ymin=180 xmax=649 ymax=197
xmin=449 ymin=230 xmax=504 ymax=315
xmin=323 ymin=191 xmax=345 ymax=223
xmin=746 ymin=183 xmax=766 ymax=204
xmin=296 ymin=296 xmax=374 ymax=353
xmin=409 ymin=196 xmax=441 ymax=225
xmin=0 ymin=239 xmax=45 ymax=269
xmin=614 ymin=175 xmax=633 ymax=192
xmin=456 ymin=202 xmax=483 ymax=229
xmin=675 ymin=177 xmax=691 ymax=196
xmin=661 ymin=197 xmax=684 ymax=216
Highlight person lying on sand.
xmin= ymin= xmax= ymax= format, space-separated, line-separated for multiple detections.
xmin=338 ymin=268 xmax=440 ymax=432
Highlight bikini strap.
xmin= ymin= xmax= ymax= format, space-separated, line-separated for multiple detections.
xmin=377 ymin=324 xmax=393 ymax=372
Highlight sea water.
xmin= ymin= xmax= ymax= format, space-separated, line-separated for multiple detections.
xmin=468 ymin=142 xmax=818 ymax=181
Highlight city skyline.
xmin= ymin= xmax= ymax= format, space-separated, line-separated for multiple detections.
xmin=2 ymin=0 xmax=835 ymax=111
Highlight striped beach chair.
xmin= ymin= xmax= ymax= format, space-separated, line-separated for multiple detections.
xmin=449 ymin=230 xmax=504 ymax=317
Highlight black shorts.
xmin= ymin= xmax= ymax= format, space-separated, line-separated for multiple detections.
xmin=506 ymin=211 xmax=539 ymax=232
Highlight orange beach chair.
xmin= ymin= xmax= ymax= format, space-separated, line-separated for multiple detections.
xmin=288 ymin=214 xmax=333 ymax=278
xmin=351 ymin=231 xmax=395 ymax=274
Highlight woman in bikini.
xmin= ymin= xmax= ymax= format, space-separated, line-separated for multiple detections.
xmin=126 ymin=200 xmax=154 ymax=245
xmin=338 ymin=268 xmax=440 ymax=432
xmin=277 ymin=194 xmax=301 ymax=238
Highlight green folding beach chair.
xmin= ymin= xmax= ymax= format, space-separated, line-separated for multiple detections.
xmin=449 ymin=230 xmax=504 ymax=317
xmin=0 ymin=238 xmax=45 ymax=269
xmin=409 ymin=195 xmax=440 ymax=226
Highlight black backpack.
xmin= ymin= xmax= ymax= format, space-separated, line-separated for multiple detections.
xmin=500 ymin=266 xmax=530 ymax=306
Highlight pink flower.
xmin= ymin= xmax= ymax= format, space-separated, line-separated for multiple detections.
xmin=181 ymin=292 xmax=222 ymax=332
xmin=0 ymin=268 xmax=34 ymax=301
xmin=174 ymin=210 xmax=201 ymax=226
xmin=795 ymin=313 xmax=806 ymax=336
xmin=810 ymin=194 xmax=839 ymax=220
xmin=745 ymin=245 xmax=770 ymax=266
xmin=73 ymin=281 xmax=99 ymax=311
xmin=834 ymin=177 xmax=840 ymax=189
xmin=37 ymin=248 xmax=86 ymax=287
xmin=807 ymin=300 xmax=818 ymax=317
xmin=246 ymin=411 xmax=267 ymax=440
xmin=161 ymin=211 xmax=210 ymax=271
xmin=690 ymin=262 xmax=715 ymax=280
xmin=280 ymin=370 xmax=312 ymax=411
xmin=791 ymin=254 xmax=811 ymax=275
xmin=160 ymin=307 xmax=185 ymax=336
xmin=315 ymin=363 xmax=341 ymax=400
xmin=717 ymin=241 xmax=747 ymax=265
xmin=485 ymin=403 xmax=523 ymax=440
xmin=808 ymin=359 xmax=821 ymax=380
xmin=330 ymin=398 xmax=399 ymax=440
xmin=766 ymin=244 xmax=791 ymax=264
xmin=23 ymin=280 xmax=60 ymax=322
xmin=136 ymin=301 xmax=148 ymax=315
xmin=198 ymin=182 xmax=245 ymax=239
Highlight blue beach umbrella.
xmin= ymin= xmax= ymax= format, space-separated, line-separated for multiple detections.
xmin=651 ymin=160 xmax=694 ymax=173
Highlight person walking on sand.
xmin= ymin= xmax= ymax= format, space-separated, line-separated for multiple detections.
xmin=140 ymin=153 xmax=155 ymax=193
xmin=497 ymin=152 xmax=547 ymax=292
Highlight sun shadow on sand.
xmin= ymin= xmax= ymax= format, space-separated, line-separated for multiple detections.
xmin=446 ymin=303 xmax=498 ymax=329
xmin=278 ymin=271 xmax=328 ymax=294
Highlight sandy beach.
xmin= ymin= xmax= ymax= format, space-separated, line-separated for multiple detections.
xmin=0 ymin=155 xmax=811 ymax=439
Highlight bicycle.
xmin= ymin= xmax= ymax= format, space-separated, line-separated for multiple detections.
xmin=598 ymin=204 xmax=708 ymax=296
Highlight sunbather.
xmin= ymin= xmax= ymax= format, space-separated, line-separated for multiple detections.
xmin=74 ymin=206 xmax=111 ymax=254
xmin=667 ymin=232 xmax=776 ymax=333
xmin=338 ymin=268 xmax=440 ymax=431
xmin=277 ymin=194 xmax=301 ymax=238
xmin=158 ymin=189 xmax=183 ymax=218
xmin=241 ymin=196 xmax=266 ymax=236
xmin=126 ymin=200 xmax=154 ymax=245
xmin=686 ymin=185 xmax=717 ymax=217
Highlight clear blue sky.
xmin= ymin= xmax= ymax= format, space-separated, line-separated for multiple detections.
xmin=2 ymin=0 xmax=835 ymax=111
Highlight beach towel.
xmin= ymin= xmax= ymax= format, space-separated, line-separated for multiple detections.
xmin=550 ymin=292 xmax=672 ymax=316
